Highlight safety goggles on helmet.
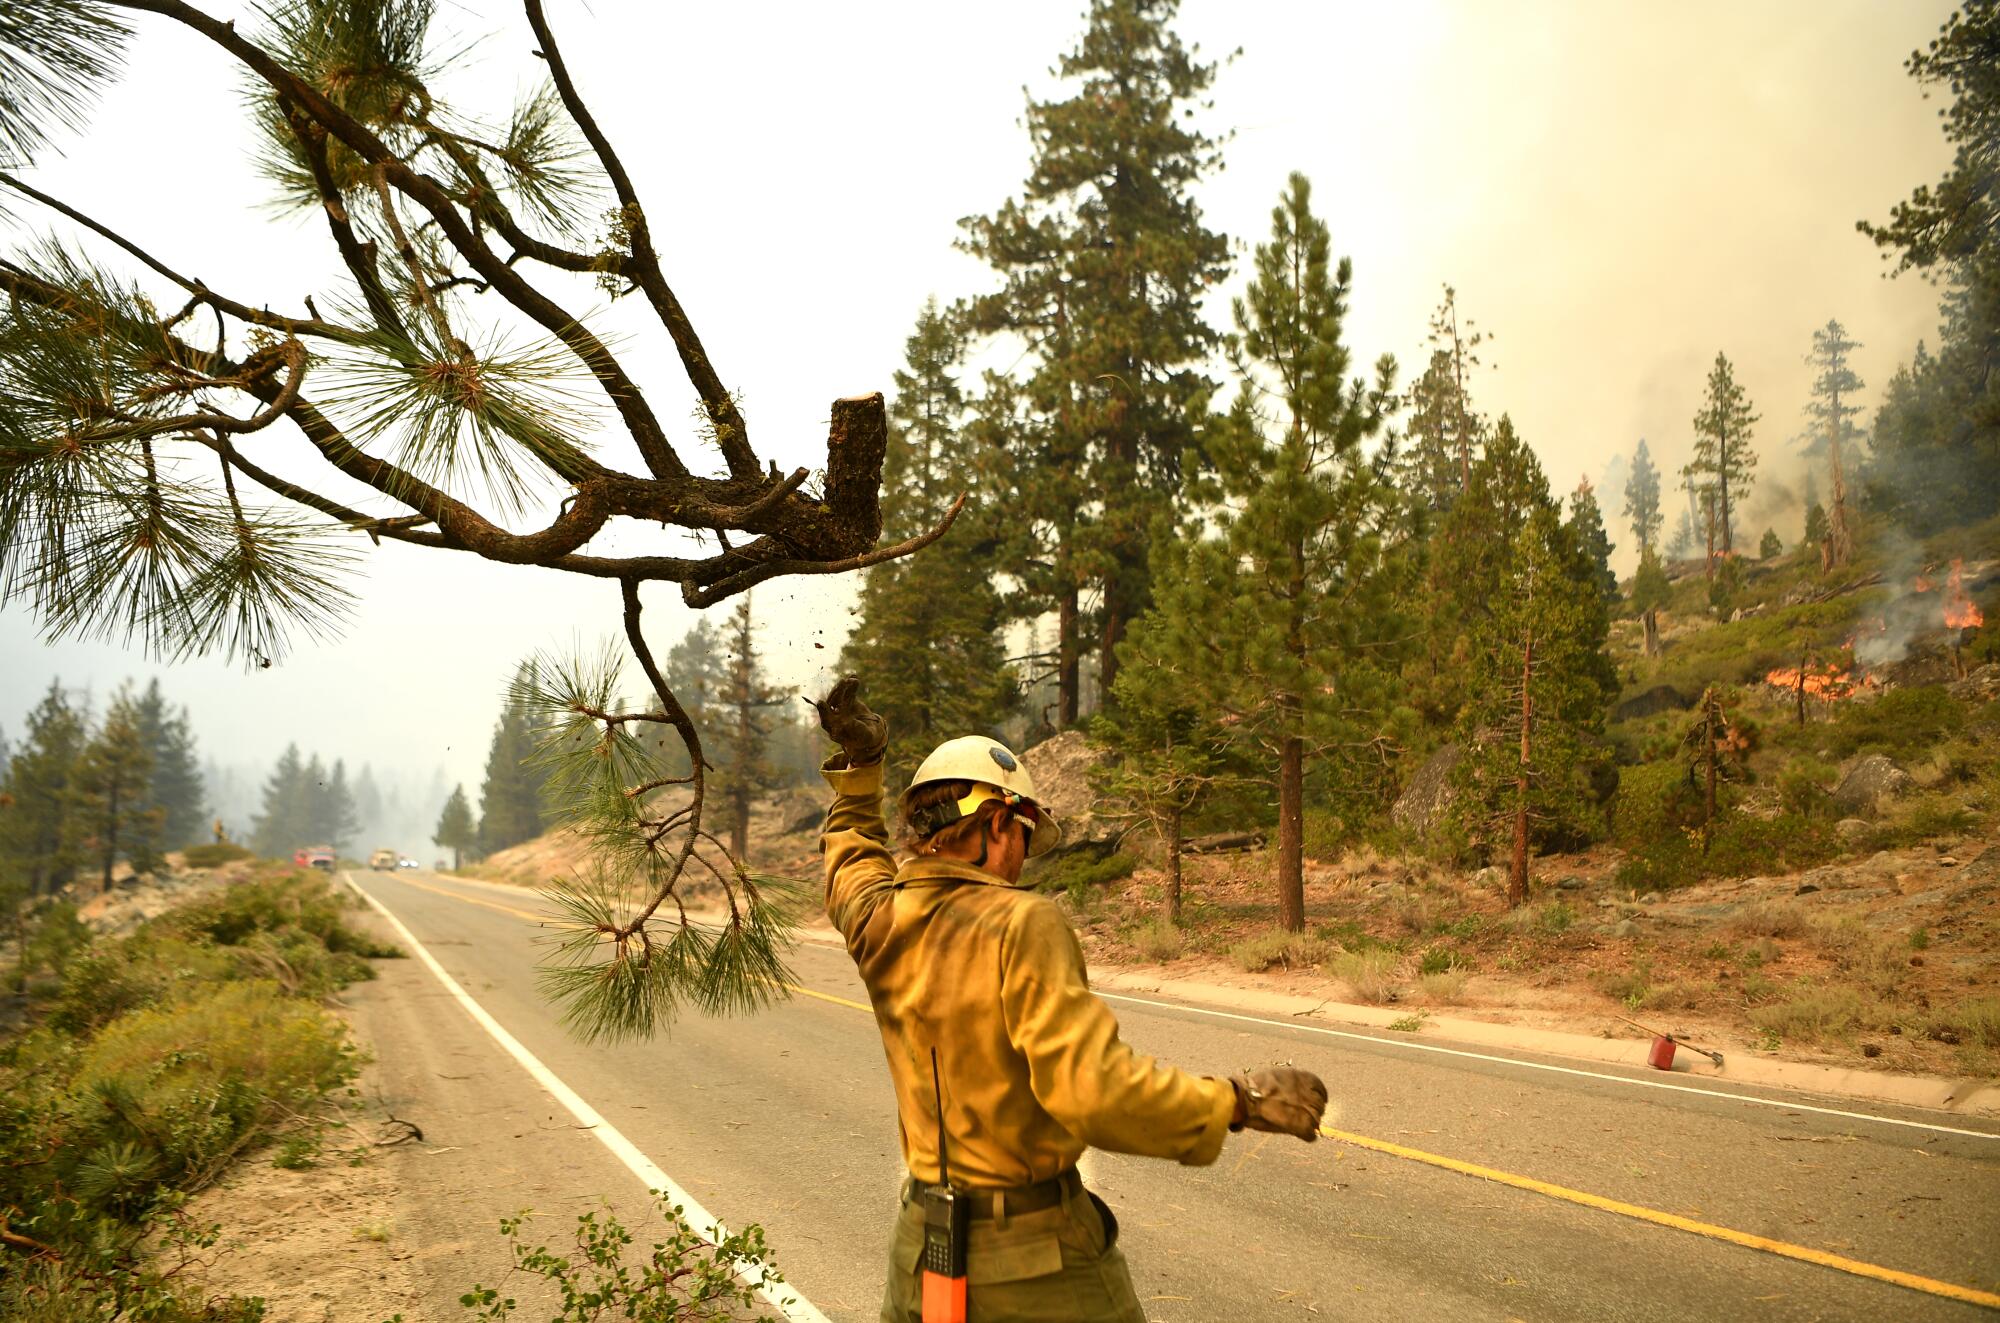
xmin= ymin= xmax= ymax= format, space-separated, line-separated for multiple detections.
xmin=909 ymin=782 xmax=1039 ymax=840
xmin=902 ymin=736 xmax=1064 ymax=857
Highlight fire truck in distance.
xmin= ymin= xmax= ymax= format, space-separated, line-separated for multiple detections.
xmin=292 ymin=846 xmax=336 ymax=871
xmin=369 ymin=848 xmax=400 ymax=871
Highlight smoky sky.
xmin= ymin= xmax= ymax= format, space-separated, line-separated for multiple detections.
xmin=0 ymin=0 xmax=1958 ymax=804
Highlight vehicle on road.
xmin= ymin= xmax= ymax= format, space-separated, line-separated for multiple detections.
xmin=292 ymin=845 xmax=336 ymax=871
xmin=397 ymin=857 xmax=419 ymax=869
xmin=369 ymin=848 xmax=399 ymax=871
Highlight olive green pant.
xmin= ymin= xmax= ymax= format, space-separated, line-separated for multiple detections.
xmin=878 ymin=1182 xmax=1146 ymax=1323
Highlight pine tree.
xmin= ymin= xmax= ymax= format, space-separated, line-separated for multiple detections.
xmin=1094 ymin=628 xmax=1231 ymax=925
xmin=132 ymin=679 xmax=205 ymax=850
xmin=314 ymin=758 xmax=361 ymax=852
xmin=0 ymin=682 xmax=87 ymax=897
xmin=478 ymin=664 xmax=547 ymax=856
xmin=1803 ymin=320 xmax=1863 ymax=566
xmin=841 ymin=300 xmax=1015 ymax=783
xmin=1686 ymin=352 xmax=1760 ymax=556
xmin=71 ymin=687 xmax=159 ymax=890
xmin=251 ymin=744 xmax=311 ymax=856
xmin=1401 ymin=285 xmax=1489 ymax=507
xmin=1631 ymin=545 xmax=1670 ymax=657
xmin=1623 ymin=439 xmax=1663 ymax=552
xmin=959 ymin=0 xmax=1229 ymax=722
xmin=1759 ymin=528 xmax=1783 ymax=559
xmin=1568 ymin=480 xmax=1618 ymax=602
xmin=355 ymin=765 xmax=385 ymax=848
xmin=1804 ymin=501 xmax=1830 ymax=552
xmin=1454 ymin=505 xmax=1612 ymax=906
xmin=711 ymin=595 xmax=787 ymax=858
xmin=1667 ymin=507 xmax=1696 ymax=560
xmin=1120 ymin=174 xmax=1404 ymax=931
xmin=433 ymin=784 xmax=476 ymax=871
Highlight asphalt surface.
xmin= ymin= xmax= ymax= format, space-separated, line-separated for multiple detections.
xmin=340 ymin=868 xmax=2000 ymax=1321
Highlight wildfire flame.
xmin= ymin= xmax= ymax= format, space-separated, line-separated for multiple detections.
xmin=1765 ymin=654 xmax=1876 ymax=702
xmin=1944 ymin=559 xmax=1984 ymax=631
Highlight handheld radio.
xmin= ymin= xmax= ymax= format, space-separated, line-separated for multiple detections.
xmin=920 ymin=1047 xmax=968 ymax=1323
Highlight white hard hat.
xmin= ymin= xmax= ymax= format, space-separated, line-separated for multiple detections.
xmin=903 ymin=736 xmax=1063 ymax=858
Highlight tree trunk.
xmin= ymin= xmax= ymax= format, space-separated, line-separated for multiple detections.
xmin=100 ymin=781 xmax=120 ymax=893
xmin=1703 ymin=496 xmax=1717 ymax=582
xmin=1165 ymin=803 xmax=1183 ymax=926
xmin=1827 ymin=405 xmax=1854 ymax=569
xmin=1057 ymin=588 xmax=1080 ymax=728
xmin=1277 ymin=727 xmax=1305 ymax=932
xmin=1718 ymin=444 xmax=1732 ymax=555
xmin=1099 ymin=574 xmax=1125 ymax=708
xmin=1642 ymin=608 xmax=1661 ymax=658
xmin=1509 ymin=633 xmax=1533 ymax=908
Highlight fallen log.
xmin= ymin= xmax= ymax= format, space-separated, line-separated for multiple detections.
xmin=1184 ymin=831 xmax=1265 ymax=855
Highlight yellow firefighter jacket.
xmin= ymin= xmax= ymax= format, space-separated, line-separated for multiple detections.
xmin=820 ymin=758 xmax=1236 ymax=1188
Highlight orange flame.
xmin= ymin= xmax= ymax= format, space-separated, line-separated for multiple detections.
xmin=1944 ymin=559 xmax=1984 ymax=630
xmin=1764 ymin=661 xmax=1870 ymax=701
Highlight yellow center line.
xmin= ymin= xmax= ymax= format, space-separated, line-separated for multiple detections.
xmin=368 ymin=871 xmax=557 ymax=925
xmin=1318 ymin=1125 xmax=2000 ymax=1311
xmin=368 ymin=873 xmax=1998 ymax=1311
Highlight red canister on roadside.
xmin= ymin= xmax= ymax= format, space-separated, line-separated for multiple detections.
xmin=1648 ymin=1035 xmax=1678 ymax=1071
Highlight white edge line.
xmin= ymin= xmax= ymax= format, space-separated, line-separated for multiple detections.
xmin=1096 ymin=991 xmax=2000 ymax=1142
xmin=345 ymin=874 xmax=830 ymax=1323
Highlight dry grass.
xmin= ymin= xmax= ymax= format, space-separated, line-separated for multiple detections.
xmin=1416 ymin=970 xmax=1468 ymax=1004
xmin=1228 ymin=930 xmax=1330 ymax=973
xmin=1727 ymin=902 xmax=1808 ymax=940
xmin=1333 ymin=949 xmax=1401 ymax=1003
xmin=1748 ymin=986 xmax=1877 ymax=1043
xmin=1128 ymin=918 xmax=1185 ymax=963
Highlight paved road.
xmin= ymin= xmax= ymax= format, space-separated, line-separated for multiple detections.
xmin=340 ymin=868 xmax=2000 ymax=1321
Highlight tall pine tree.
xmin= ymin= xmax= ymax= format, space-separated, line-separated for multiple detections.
xmin=1623 ymin=438 xmax=1663 ymax=552
xmin=1686 ymin=352 xmax=1760 ymax=556
xmin=1569 ymin=479 xmax=1618 ymax=602
xmin=251 ymin=744 xmax=311 ymax=856
xmin=478 ymin=663 xmax=547 ymax=856
xmin=960 ymin=0 xmax=1229 ymax=722
xmin=711 ymin=594 xmax=787 ymax=858
xmin=132 ymin=679 xmax=205 ymax=850
xmin=1117 ymin=174 xmax=1403 ymax=932
xmin=433 ymin=784 xmax=476 ymax=870
xmin=1804 ymin=320 xmax=1864 ymax=566
xmin=72 ymin=686 xmax=159 ymax=890
xmin=0 ymin=682 xmax=87 ymax=897
xmin=841 ymin=300 xmax=1015 ymax=783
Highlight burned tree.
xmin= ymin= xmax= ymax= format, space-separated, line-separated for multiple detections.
xmin=0 ymin=0 xmax=954 ymax=1039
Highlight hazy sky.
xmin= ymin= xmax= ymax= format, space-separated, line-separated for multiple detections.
xmin=0 ymin=0 xmax=1959 ymax=809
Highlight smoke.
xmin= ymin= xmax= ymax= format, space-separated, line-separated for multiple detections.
xmin=1851 ymin=528 xmax=1931 ymax=668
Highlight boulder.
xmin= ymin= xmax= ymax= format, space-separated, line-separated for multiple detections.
xmin=1612 ymin=685 xmax=1692 ymax=722
xmin=1020 ymin=729 xmax=1117 ymax=846
xmin=1471 ymin=865 xmax=1506 ymax=892
xmin=1835 ymin=817 xmax=1870 ymax=842
xmin=1949 ymin=663 xmax=2000 ymax=705
xmin=1832 ymin=755 xmax=1915 ymax=816
xmin=1392 ymin=743 xmax=1462 ymax=838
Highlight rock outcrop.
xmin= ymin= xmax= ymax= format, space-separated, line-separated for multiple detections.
xmin=1392 ymin=743 xmax=1462 ymax=839
xmin=1833 ymin=755 xmax=1915 ymax=816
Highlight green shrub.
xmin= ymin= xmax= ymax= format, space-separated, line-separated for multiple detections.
xmin=179 ymin=842 xmax=255 ymax=868
xmin=1775 ymin=757 xmax=1838 ymax=818
xmin=1418 ymin=945 xmax=1466 ymax=975
xmin=1797 ymin=687 xmax=1967 ymax=762
xmin=1705 ymin=813 xmax=1841 ymax=879
xmin=1228 ymin=930 xmax=1330 ymax=973
xmin=1032 ymin=849 xmax=1137 ymax=905
xmin=1610 ymin=761 xmax=1701 ymax=847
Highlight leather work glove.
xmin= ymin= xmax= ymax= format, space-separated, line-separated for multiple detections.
xmin=1228 ymin=1066 xmax=1328 ymax=1141
xmin=809 ymin=676 xmax=887 ymax=767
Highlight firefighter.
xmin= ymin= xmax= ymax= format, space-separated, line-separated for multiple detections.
xmin=812 ymin=678 xmax=1328 ymax=1322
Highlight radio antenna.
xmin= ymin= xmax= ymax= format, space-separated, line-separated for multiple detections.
xmin=930 ymin=1046 xmax=952 ymax=1187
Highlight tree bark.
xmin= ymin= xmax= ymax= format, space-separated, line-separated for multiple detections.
xmin=1165 ymin=803 xmax=1183 ymax=926
xmin=1509 ymin=633 xmax=1533 ymax=908
xmin=1099 ymin=576 xmax=1125 ymax=707
xmin=1642 ymin=608 xmax=1661 ymax=658
xmin=100 ymin=781 xmax=120 ymax=894
xmin=1277 ymin=727 xmax=1306 ymax=932
xmin=1057 ymin=588 xmax=1080 ymax=728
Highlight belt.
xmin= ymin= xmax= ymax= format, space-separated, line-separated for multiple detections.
xmin=903 ymin=1168 xmax=1082 ymax=1221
